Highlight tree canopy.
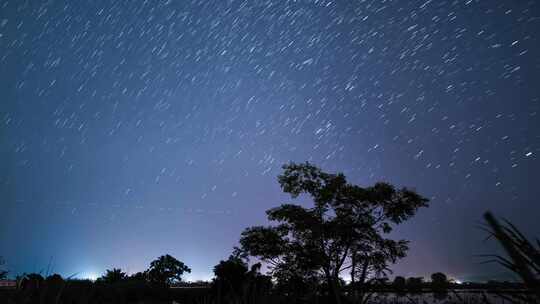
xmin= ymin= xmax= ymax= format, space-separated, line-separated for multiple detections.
xmin=147 ymin=254 xmax=191 ymax=286
xmin=431 ymin=272 xmax=449 ymax=290
xmin=212 ymin=252 xmax=272 ymax=301
xmin=98 ymin=268 xmax=127 ymax=284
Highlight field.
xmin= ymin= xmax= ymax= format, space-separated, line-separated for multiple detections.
xmin=0 ymin=284 xmax=533 ymax=304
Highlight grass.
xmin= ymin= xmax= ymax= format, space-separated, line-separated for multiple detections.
xmin=481 ymin=212 xmax=540 ymax=304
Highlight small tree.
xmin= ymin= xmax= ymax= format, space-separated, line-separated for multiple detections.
xmin=46 ymin=274 xmax=64 ymax=283
xmin=147 ymin=254 xmax=191 ymax=286
xmin=392 ymin=276 xmax=406 ymax=291
xmin=213 ymin=255 xmax=250 ymax=298
xmin=406 ymin=277 xmax=424 ymax=292
xmin=430 ymin=272 xmax=448 ymax=290
xmin=213 ymin=252 xmax=272 ymax=303
xmin=98 ymin=268 xmax=127 ymax=284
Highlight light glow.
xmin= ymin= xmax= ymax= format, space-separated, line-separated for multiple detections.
xmin=80 ymin=271 xmax=99 ymax=281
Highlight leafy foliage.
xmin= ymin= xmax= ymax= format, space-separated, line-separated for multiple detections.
xmin=213 ymin=255 xmax=250 ymax=296
xmin=212 ymin=253 xmax=272 ymax=302
xmin=147 ymin=254 xmax=191 ymax=286
xmin=128 ymin=271 xmax=148 ymax=283
xmin=430 ymin=272 xmax=449 ymax=290
xmin=97 ymin=268 xmax=127 ymax=284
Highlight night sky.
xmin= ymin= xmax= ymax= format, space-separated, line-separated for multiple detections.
xmin=1 ymin=0 xmax=539 ymax=282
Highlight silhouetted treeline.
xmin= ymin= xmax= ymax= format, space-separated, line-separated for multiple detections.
xmin=1 ymin=163 xmax=538 ymax=304
xmin=0 ymin=268 xmax=532 ymax=304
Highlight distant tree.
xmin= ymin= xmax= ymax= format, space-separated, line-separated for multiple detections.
xmin=147 ymin=254 xmax=191 ymax=286
xmin=430 ymin=272 xmax=448 ymax=290
xmin=46 ymin=273 xmax=64 ymax=283
xmin=392 ymin=276 xmax=406 ymax=290
xmin=127 ymin=271 xmax=147 ymax=283
xmin=239 ymin=162 xmax=429 ymax=304
xmin=213 ymin=252 xmax=272 ymax=302
xmin=213 ymin=255 xmax=249 ymax=297
xmin=406 ymin=277 xmax=424 ymax=292
xmin=98 ymin=268 xmax=127 ymax=284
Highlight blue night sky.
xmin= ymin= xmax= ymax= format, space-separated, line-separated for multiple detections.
xmin=1 ymin=0 xmax=539 ymax=282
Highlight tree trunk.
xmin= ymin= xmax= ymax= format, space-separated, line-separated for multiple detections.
xmin=330 ymin=277 xmax=342 ymax=304
xmin=358 ymin=260 xmax=369 ymax=304
xmin=325 ymin=270 xmax=342 ymax=304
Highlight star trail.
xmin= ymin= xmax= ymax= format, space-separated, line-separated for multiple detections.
xmin=1 ymin=0 xmax=539 ymax=282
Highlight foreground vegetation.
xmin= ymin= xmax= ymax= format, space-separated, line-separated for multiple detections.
xmin=0 ymin=271 xmax=534 ymax=304
xmin=1 ymin=163 xmax=538 ymax=303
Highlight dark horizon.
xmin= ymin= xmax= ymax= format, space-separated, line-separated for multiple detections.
xmin=1 ymin=0 xmax=539 ymax=284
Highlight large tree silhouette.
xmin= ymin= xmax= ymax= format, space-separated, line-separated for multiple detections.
xmin=239 ymin=162 xmax=429 ymax=304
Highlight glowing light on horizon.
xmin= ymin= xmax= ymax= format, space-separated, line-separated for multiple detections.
xmin=80 ymin=271 xmax=99 ymax=281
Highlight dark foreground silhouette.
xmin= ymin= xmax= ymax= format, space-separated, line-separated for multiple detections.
xmin=0 ymin=271 xmax=535 ymax=304
xmin=1 ymin=163 xmax=538 ymax=303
